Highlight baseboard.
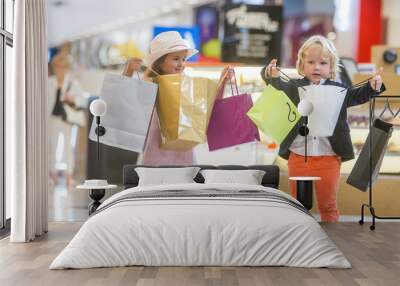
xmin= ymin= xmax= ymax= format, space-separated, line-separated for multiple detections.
xmin=0 ymin=218 xmax=11 ymax=239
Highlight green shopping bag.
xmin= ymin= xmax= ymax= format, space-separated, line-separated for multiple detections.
xmin=247 ymin=85 xmax=300 ymax=144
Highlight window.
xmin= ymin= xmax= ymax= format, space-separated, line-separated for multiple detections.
xmin=5 ymin=0 xmax=13 ymax=33
xmin=5 ymin=44 xmax=11 ymax=221
xmin=1 ymin=0 xmax=14 ymax=232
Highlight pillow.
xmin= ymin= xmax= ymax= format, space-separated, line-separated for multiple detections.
xmin=135 ymin=167 xmax=200 ymax=186
xmin=200 ymin=169 xmax=266 ymax=185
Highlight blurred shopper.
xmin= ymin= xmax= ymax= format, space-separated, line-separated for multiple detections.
xmin=261 ymin=35 xmax=385 ymax=222
xmin=48 ymin=44 xmax=88 ymax=189
xmin=123 ymin=31 xmax=232 ymax=165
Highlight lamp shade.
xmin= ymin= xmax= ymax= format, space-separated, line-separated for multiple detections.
xmin=90 ymin=99 xmax=107 ymax=117
xmin=297 ymin=99 xmax=314 ymax=116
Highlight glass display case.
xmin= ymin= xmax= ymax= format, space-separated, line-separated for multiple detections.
xmin=186 ymin=64 xmax=283 ymax=166
xmin=342 ymin=100 xmax=400 ymax=175
xmin=188 ymin=65 xmax=400 ymax=175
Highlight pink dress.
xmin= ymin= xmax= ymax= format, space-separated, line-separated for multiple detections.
xmin=141 ymin=109 xmax=194 ymax=165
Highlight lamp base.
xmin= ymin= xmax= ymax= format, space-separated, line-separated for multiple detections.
xmin=299 ymin=125 xmax=309 ymax=136
xmin=95 ymin=126 xmax=106 ymax=136
xmin=88 ymin=189 xmax=105 ymax=215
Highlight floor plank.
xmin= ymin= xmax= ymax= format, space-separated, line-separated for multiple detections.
xmin=1 ymin=222 xmax=400 ymax=286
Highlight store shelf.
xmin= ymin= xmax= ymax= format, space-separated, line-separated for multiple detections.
xmin=349 ymin=126 xmax=400 ymax=130
xmin=186 ymin=65 xmax=400 ymax=175
xmin=186 ymin=61 xmax=245 ymax=67
xmin=348 ymin=130 xmax=400 ymax=174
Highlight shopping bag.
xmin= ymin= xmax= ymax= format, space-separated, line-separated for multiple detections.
xmin=298 ymin=85 xmax=346 ymax=136
xmin=346 ymin=119 xmax=393 ymax=192
xmin=207 ymin=70 xmax=260 ymax=151
xmin=247 ymin=85 xmax=300 ymax=144
xmin=89 ymin=73 xmax=158 ymax=152
xmin=155 ymin=74 xmax=218 ymax=151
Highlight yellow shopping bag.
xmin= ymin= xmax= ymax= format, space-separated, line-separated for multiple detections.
xmin=155 ymin=74 xmax=218 ymax=150
xmin=247 ymin=85 xmax=300 ymax=144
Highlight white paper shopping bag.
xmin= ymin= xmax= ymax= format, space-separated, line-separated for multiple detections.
xmin=89 ymin=73 xmax=158 ymax=152
xmin=298 ymin=85 xmax=346 ymax=137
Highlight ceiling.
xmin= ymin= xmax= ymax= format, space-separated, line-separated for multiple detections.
xmin=46 ymin=0 xmax=217 ymax=47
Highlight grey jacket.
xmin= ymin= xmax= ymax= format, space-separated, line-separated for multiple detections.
xmin=260 ymin=67 xmax=386 ymax=162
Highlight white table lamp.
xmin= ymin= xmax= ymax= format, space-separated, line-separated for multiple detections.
xmin=89 ymin=99 xmax=107 ymax=164
xmin=297 ymin=99 xmax=314 ymax=162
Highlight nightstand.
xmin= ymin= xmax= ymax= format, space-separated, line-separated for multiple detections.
xmin=77 ymin=184 xmax=117 ymax=215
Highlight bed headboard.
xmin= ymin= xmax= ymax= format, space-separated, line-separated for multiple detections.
xmin=123 ymin=165 xmax=280 ymax=189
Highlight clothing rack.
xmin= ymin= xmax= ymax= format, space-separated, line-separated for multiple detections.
xmin=359 ymin=94 xmax=400 ymax=230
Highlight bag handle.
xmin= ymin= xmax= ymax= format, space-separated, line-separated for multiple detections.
xmin=142 ymin=63 xmax=161 ymax=77
xmin=123 ymin=58 xmax=157 ymax=80
xmin=230 ymin=69 xmax=239 ymax=95
xmin=123 ymin=70 xmax=142 ymax=81
xmin=216 ymin=67 xmax=239 ymax=100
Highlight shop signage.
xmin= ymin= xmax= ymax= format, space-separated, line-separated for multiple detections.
xmin=195 ymin=4 xmax=220 ymax=61
xmin=222 ymin=4 xmax=282 ymax=65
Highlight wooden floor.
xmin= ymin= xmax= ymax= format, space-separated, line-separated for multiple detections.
xmin=1 ymin=222 xmax=400 ymax=286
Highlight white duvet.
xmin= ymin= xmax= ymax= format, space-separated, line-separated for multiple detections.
xmin=50 ymin=183 xmax=351 ymax=269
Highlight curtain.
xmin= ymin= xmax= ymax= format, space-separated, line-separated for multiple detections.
xmin=7 ymin=0 xmax=48 ymax=242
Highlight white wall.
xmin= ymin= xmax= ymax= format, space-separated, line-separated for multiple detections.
xmin=47 ymin=0 xmax=211 ymax=47
xmin=99 ymin=6 xmax=194 ymax=55
xmin=383 ymin=0 xmax=400 ymax=46
xmin=333 ymin=0 xmax=359 ymax=59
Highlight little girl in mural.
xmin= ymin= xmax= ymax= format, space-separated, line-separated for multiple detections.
xmin=123 ymin=31 xmax=231 ymax=165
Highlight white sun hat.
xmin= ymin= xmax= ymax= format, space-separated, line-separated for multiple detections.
xmin=143 ymin=31 xmax=199 ymax=69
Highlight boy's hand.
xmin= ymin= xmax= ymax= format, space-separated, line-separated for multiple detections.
xmin=265 ymin=59 xmax=279 ymax=78
xmin=123 ymin=57 xmax=142 ymax=77
xmin=369 ymin=67 xmax=383 ymax=91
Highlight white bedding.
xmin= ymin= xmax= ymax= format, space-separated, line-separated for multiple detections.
xmin=50 ymin=183 xmax=351 ymax=269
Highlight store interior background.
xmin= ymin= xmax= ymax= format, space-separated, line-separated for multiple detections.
xmin=41 ymin=0 xmax=400 ymax=221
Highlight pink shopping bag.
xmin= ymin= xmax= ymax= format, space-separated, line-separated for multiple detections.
xmin=206 ymin=70 xmax=260 ymax=151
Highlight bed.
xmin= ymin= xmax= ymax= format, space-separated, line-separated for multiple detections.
xmin=50 ymin=165 xmax=351 ymax=269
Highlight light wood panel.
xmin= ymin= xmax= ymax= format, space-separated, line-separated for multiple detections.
xmin=279 ymin=173 xmax=400 ymax=216
xmin=1 ymin=222 xmax=400 ymax=286
xmin=353 ymin=73 xmax=400 ymax=96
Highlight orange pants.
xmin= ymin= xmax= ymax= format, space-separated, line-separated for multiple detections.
xmin=288 ymin=152 xmax=341 ymax=222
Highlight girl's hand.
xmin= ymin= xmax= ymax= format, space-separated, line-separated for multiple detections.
xmin=265 ymin=59 xmax=279 ymax=78
xmin=369 ymin=67 xmax=383 ymax=91
xmin=123 ymin=57 xmax=142 ymax=77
